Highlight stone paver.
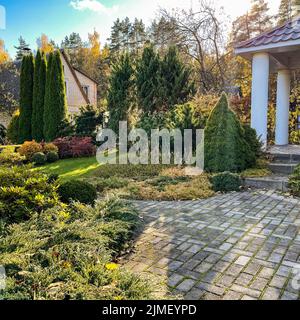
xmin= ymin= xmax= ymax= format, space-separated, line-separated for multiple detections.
xmin=123 ymin=190 xmax=300 ymax=300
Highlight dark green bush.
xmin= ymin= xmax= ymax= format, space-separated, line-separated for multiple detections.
xmin=0 ymin=124 xmax=6 ymax=144
xmin=32 ymin=152 xmax=47 ymax=165
xmin=210 ymin=172 xmax=241 ymax=192
xmin=289 ymin=165 xmax=300 ymax=197
xmin=58 ymin=180 xmax=97 ymax=205
xmin=0 ymin=165 xmax=59 ymax=223
xmin=46 ymin=151 xmax=59 ymax=163
xmin=205 ymin=93 xmax=256 ymax=173
xmin=47 ymin=173 xmax=59 ymax=184
xmin=6 ymin=110 xmax=20 ymax=144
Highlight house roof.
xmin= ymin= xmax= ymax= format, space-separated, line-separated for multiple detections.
xmin=235 ymin=15 xmax=300 ymax=52
xmin=73 ymin=66 xmax=99 ymax=85
xmin=60 ymin=49 xmax=90 ymax=105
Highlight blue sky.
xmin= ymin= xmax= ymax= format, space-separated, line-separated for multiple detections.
xmin=0 ymin=0 xmax=280 ymax=58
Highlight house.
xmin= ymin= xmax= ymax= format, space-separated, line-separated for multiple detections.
xmin=0 ymin=50 xmax=98 ymax=128
xmin=60 ymin=50 xmax=98 ymax=115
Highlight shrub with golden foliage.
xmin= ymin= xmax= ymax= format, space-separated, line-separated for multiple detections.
xmin=18 ymin=141 xmax=43 ymax=160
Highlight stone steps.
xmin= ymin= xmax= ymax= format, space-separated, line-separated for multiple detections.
xmin=243 ymin=175 xmax=289 ymax=192
xmin=268 ymin=162 xmax=298 ymax=175
xmin=268 ymin=151 xmax=300 ymax=175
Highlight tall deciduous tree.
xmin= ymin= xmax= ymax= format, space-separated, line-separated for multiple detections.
xmin=37 ymin=34 xmax=55 ymax=54
xmin=32 ymin=50 xmax=47 ymax=141
xmin=0 ymin=39 xmax=10 ymax=64
xmin=160 ymin=46 xmax=194 ymax=110
xmin=108 ymin=53 xmax=134 ymax=133
xmin=14 ymin=36 xmax=30 ymax=61
xmin=18 ymin=54 xmax=34 ymax=143
xmin=136 ymin=44 xmax=161 ymax=113
xmin=43 ymin=51 xmax=67 ymax=141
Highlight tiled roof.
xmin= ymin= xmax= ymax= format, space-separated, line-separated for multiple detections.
xmin=235 ymin=16 xmax=300 ymax=49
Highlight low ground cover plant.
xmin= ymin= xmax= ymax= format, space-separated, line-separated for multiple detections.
xmin=0 ymin=197 xmax=163 ymax=300
xmin=210 ymin=172 xmax=242 ymax=192
xmin=0 ymin=165 xmax=60 ymax=223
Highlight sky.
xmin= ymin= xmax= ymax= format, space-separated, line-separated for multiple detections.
xmin=0 ymin=0 xmax=281 ymax=57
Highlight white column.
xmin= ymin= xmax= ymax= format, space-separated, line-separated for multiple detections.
xmin=275 ymin=70 xmax=291 ymax=146
xmin=251 ymin=52 xmax=270 ymax=148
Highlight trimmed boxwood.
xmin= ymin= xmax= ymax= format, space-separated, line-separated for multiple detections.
xmin=32 ymin=152 xmax=47 ymax=165
xmin=210 ymin=172 xmax=241 ymax=192
xmin=46 ymin=151 xmax=59 ymax=163
xmin=58 ymin=180 xmax=97 ymax=205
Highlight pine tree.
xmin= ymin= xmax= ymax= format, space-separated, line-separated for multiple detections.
xmin=278 ymin=0 xmax=291 ymax=24
xmin=249 ymin=0 xmax=272 ymax=35
xmin=136 ymin=44 xmax=161 ymax=113
xmin=43 ymin=51 xmax=67 ymax=142
xmin=160 ymin=46 xmax=194 ymax=110
xmin=32 ymin=50 xmax=46 ymax=141
xmin=18 ymin=54 xmax=34 ymax=143
xmin=231 ymin=0 xmax=272 ymax=43
xmin=14 ymin=36 xmax=30 ymax=61
xmin=204 ymin=93 xmax=255 ymax=173
xmin=108 ymin=53 xmax=134 ymax=133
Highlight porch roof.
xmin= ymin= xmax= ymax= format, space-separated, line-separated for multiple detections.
xmin=235 ymin=15 xmax=300 ymax=71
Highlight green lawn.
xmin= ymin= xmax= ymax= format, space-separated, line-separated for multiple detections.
xmin=37 ymin=157 xmax=100 ymax=181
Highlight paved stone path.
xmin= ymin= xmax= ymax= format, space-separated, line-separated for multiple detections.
xmin=124 ymin=190 xmax=300 ymax=300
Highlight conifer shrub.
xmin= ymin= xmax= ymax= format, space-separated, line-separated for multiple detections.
xmin=0 ymin=165 xmax=59 ymax=223
xmin=43 ymin=51 xmax=67 ymax=142
xmin=0 ymin=124 xmax=6 ymax=144
xmin=7 ymin=110 xmax=20 ymax=144
xmin=210 ymin=172 xmax=241 ymax=192
xmin=0 ymin=148 xmax=25 ymax=165
xmin=42 ymin=142 xmax=59 ymax=155
xmin=32 ymin=50 xmax=47 ymax=142
xmin=46 ymin=151 xmax=59 ymax=163
xmin=32 ymin=152 xmax=47 ymax=165
xmin=243 ymin=124 xmax=262 ymax=159
xmin=18 ymin=54 xmax=34 ymax=143
xmin=204 ymin=93 xmax=255 ymax=173
xmin=58 ymin=180 xmax=97 ymax=205
xmin=289 ymin=164 xmax=300 ymax=197
xmin=18 ymin=141 xmax=43 ymax=160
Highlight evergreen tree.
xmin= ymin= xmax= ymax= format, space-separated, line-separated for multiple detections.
xmin=18 ymin=54 xmax=34 ymax=143
xmin=14 ymin=36 xmax=30 ymax=61
xmin=160 ymin=46 xmax=194 ymax=110
xmin=204 ymin=93 xmax=255 ymax=173
xmin=278 ymin=0 xmax=300 ymax=24
xmin=43 ymin=51 xmax=67 ymax=142
xmin=136 ymin=44 xmax=161 ymax=113
xmin=231 ymin=0 xmax=272 ymax=43
xmin=32 ymin=50 xmax=46 ymax=141
xmin=108 ymin=53 xmax=134 ymax=133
